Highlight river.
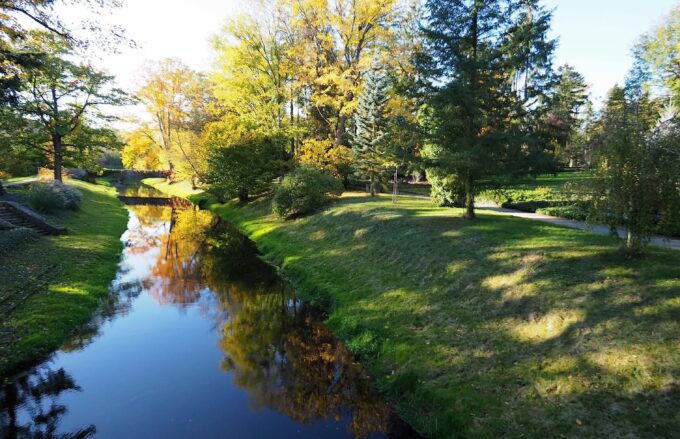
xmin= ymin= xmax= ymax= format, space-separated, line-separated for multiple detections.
xmin=0 ymin=188 xmax=418 ymax=438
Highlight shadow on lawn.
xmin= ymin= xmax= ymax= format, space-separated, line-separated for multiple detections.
xmin=252 ymin=197 xmax=680 ymax=438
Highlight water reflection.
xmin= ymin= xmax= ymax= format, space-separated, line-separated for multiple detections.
xmin=0 ymin=367 xmax=95 ymax=438
xmin=146 ymin=206 xmax=398 ymax=437
xmin=0 ymin=200 xmax=417 ymax=438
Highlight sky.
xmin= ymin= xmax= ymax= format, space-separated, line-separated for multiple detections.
xmin=57 ymin=0 xmax=678 ymax=107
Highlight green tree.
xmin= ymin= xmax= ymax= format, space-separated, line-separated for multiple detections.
xmin=351 ymin=64 xmax=391 ymax=196
xmin=592 ymin=86 xmax=680 ymax=256
xmin=203 ymin=133 xmax=283 ymax=202
xmin=211 ymin=10 xmax=291 ymax=142
xmin=633 ymin=5 xmax=680 ymax=106
xmin=10 ymin=32 xmax=126 ymax=181
xmin=419 ymin=0 xmax=555 ymax=218
xmin=545 ymin=64 xmax=589 ymax=166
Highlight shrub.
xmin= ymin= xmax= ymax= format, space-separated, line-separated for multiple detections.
xmin=27 ymin=181 xmax=82 ymax=213
xmin=428 ymin=171 xmax=465 ymax=207
xmin=272 ymin=166 xmax=343 ymax=218
xmin=536 ymin=204 xmax=589 ymax=221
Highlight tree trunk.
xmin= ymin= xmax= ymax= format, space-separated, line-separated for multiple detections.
xmin=626 ymin=229 xmax=642 ymax=257
xmin=53 ymin=134 xmax=63 ymax=182
xmin=369 ymin=174 xmax=376 ymax=197
xmin=0 ymin=181 xmax=5 ymax=196
xmin=238 ymin=189 xmax=249 ymax=203
xmin=392 ymin=166 xmax=398 ymax=203
xmin=464 ymin=174 xmax=475 ymax=219
xmin=335 ymin=115 xmax=348 ymax=147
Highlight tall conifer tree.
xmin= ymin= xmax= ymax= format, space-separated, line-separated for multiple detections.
xmin=351 ymin=64 xmax=391 ymax=197
xmin=420 ymin=0 xmax=555 ymax=218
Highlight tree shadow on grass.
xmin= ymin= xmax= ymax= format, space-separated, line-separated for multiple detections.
xmin=247 ymin=197 xmax=680 ymax=438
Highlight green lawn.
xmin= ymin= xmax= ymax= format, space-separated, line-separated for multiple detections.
xmin=0 ymin=180 xmax=128 ymax=378
xmin=206 ymin=193 xmax=680 ymax=438
xmin=142 ymin=177 xmax=202 ymax=197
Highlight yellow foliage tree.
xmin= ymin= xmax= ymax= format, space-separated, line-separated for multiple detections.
xmin=286 ymin=0 xmax=397 ymax=147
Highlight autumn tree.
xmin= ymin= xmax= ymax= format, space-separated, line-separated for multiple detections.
xmin=10 ymin=32 xmax=126 ymax=181
xmin=134 ymin=58 xmax=213 ymax=186
xmin=287 ymin=0 xmax=397 ymax=150
xmin=419 ymin=0 xmax=555 ymax=218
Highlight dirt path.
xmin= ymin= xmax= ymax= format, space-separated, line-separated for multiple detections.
xmin=398 ymin=193 xmax=680 ymax=251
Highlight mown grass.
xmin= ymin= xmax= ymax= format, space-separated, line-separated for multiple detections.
xmin=142 ymin=178 xmax=201 ymax=197
xmin=207 ymin=193 xmax=680 ymax=438
xmin=0 ymin=180 xmax=128 ymax=378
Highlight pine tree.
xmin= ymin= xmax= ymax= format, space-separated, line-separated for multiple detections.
xmin=351 ymin=64 xmax=391 ymax=197
xmin=546 ymin=64 xmax=589 ymax=166
xmin=420 ymin=0 xmax=555 ymax=218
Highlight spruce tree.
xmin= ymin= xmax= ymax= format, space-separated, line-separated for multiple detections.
xmin=420 ymin=0 xmax=555 ymax=218
xmin=351 ymin=64 xmax=391 ymax=197
xmin=545 ymin=64 xmax=589 ymax=165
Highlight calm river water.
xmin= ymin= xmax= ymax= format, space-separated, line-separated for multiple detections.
xmin=0 ymin=190 xmax=418 ymax=438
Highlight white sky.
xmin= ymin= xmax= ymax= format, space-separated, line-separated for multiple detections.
xmin=55 ymin=0 xmax=678 ymax=111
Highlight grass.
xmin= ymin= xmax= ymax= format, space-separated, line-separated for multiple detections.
xmin=142 ymin=178 xmax=202 ymax=197
xmin=0 ymin=180 xmax=128 ymax=378
xmin=199 ymin=193 xmax=680 ymax=438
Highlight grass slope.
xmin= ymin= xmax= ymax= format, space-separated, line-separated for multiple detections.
xmin=209 ymin=193 xmax=680 ymax=438
xmin=0 ymin=180 xmax=128 ymax=378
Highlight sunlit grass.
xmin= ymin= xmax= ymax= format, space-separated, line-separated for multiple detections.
xmin=210 ymin=191 xmax=680 ymax=438
xmin=142 ymin=178 xmax=203 ymax=197
xmin=0 ymin=180 xmax=128 ymax=377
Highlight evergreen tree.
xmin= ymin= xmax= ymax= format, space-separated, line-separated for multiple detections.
xmin=419 ymin=0 xmax=555 ymax=218
xmin=545 ymin=64 xmax=589 ymax=166
xmin=351 ymin=65 xmax=391 ymax=197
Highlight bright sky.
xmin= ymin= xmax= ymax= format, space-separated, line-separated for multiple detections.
xmin=544 ymin=0 xmax=677 ymax=104
xmin=58 ymin=0 xmax=677 ymax=107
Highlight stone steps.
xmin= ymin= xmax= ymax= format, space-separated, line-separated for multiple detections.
xmin=0 ymin=202 xmax=66 ymax=235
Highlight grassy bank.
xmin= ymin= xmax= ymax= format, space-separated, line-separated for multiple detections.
xmin=202 ymin=193 xmax=680 ymax=438
xmin=0 ymin=180 xmax=128 ymax=378
xmin=142 ymin=178 xmax=205 ymax=200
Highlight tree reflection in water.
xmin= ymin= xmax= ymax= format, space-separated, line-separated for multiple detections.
xmin=0 ymin=367 xmax=95 ymax=439
xmin=150 ymin=207 xmax=397 ymax=438
xmin=1 ymin=204 xmax=415 ymax=439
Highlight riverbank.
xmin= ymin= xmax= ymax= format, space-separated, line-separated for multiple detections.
xmin=0 ymin=180 xmax=128 ymax=378
xmin=204 ymin=193 xmax=680 ymax=438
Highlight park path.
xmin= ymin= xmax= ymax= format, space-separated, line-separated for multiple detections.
xmin=4 ymin=177 xmax=37 ymax=187
xmin=399 ymin=193 xmax=680 ymax=251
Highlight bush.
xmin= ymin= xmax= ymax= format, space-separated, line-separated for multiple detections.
xmin=428 ymin=171 xmax=465 ymax=207
xmin=272 ymin=166 xmax=343 ymax=218
xmin=27 ymin=181 xmax=82 ymax=213
xmin=536 ymin=204 xmax=589 ymax=221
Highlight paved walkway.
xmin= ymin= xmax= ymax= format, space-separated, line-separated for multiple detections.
xmin=398 ymin=193 xmax=680 ymax=251
xmin=4 ymin=177 xmax=37 ymax=187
